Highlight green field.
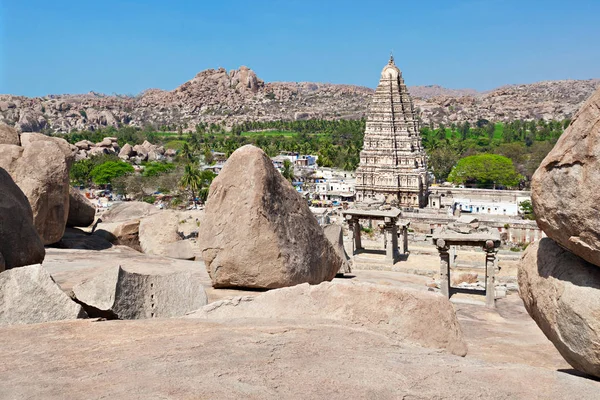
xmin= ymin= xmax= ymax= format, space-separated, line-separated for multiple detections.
xmin=240 ymin=130 xmax=297 ymax=137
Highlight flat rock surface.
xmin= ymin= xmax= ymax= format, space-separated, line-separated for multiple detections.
xmin=1 ymin=317 xmax=599 ymax=399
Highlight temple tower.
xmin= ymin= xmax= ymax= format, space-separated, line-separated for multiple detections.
xmin=355 ymin=56 xmax=429 ymax=207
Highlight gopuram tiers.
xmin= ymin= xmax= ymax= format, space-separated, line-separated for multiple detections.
xmin=355 ymin=56 xmax=429 ymax=208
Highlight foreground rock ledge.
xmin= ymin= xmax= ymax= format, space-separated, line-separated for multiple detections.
xmin=531 ymin=86 xmax=600 ymax=267
xmin=0 ymin=264 xmax=86 ymax=326
xmin=200 ymin=145 xmax=343 ymax=289
xmin=190 ymin=281 xmax=468 ymax=356
xmin=519 ymin=237 xmax=600 ymax=378
xmin=1 ymin=317 xmax=599 ymax=399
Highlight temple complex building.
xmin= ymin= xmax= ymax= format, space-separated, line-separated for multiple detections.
xmin=355 ymin=56 xmax=429 ymax=207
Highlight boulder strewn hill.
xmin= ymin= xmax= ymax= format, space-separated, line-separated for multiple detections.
xmin=1 ymin=65 xmax=598 ymax=133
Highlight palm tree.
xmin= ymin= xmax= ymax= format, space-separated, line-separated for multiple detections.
xmin=180 ymin=163 xmax=202 ymax=207
xmin=282 ymin=159 xmax=294 ymax=183
xmin=197 ymin=170 xmax=216 ymax=202
xmin=179 ymin=142 xmax=195 ymax=164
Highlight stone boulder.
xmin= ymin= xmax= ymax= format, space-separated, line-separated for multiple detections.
xmin=101 ymin=201 xmax=159 ymax=223
xmin=531 ymin=87 xmax=600 ymax=267
xmin=0 ymin=265 xmax=87 ymax=326
xmin=191 ymin=281 xmax=467 ymax=356
xmin=323 ymin=224 xmax=352 ymax=274
xmin=0 ymin=122 xmax=19 ymax=145
xmin=118 ymin=143 xmax=134 ymax=159
xmin=72 ymin=266 xmax=207 ymax=319
xmin=519 ymin=237 xmax=600 ymax=378
xmin=93 ymin=220 xmax=142 ymax=251
xmin=67 ymin=187 xmax=96 ymax=227
xmin=164 ymin=240 xmax=195 ymax=260
xmin=0 ymin=168 xmax=45 ymax=271
xmin=0 ymin=133 xmax=72 ymax=244
xmin=138 ymin=211 xmax=181 ymax=256
xmin=200 ymin=145 xmax=343 ymax=289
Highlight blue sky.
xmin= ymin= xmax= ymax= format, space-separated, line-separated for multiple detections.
xmin=1 ymin=0 xmax=599 ymax=97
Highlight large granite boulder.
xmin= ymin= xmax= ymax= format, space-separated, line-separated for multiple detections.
xmin=323 ymin=224 xmax=352 ymax=275
xmin=0 ymin=265 xmax=87 ymax=326
xmin=72 ymin=266 xmax=207 ymax=319
xmin=67 ymin=187 xmax=96 ymax=227
xmin=0 ymin=133 xmax=73 ymax=244
xmin=531 ymin=87 xmax=600 ymax=267
xmin=138 ymin=211 xmax=181 ymax=256
xmin=199 ymin=145 xmax=343 ymax=289
xmin=191 ymin=281 xmax=467 ymax=356
xmin=0 ymin=168 xmax=45 ymax=271
xmin=518 ymin=237 xmax=600 ymax=378
xmin=0 ymin=122 xmax=19 ymax=145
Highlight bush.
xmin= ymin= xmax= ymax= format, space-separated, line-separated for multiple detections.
xmin=143 ymin=196 xmax=156 ymax=204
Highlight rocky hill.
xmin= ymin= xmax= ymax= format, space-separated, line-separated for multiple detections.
xmin=0 ymin=66 xmax=598 ymax=133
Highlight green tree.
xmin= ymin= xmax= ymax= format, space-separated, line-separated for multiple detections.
xmin=519 ymin=200 xmax=536 ymax=220
xmin=197 ymin=170 xmax=216 ymax=202
xmin=428 ymin=146 xmax=459 ymax=183
xmin=448 ymin=154 xmax=522 ymax=188
xmin=70 ymin=159 xmax=94 ymax=185
xmin=89 ymin=161 xmax=135 ymax=186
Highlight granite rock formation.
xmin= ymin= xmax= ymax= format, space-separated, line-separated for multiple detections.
xmin=0 ymin=265 xmax=87 ymax=326
xmin=71 ymin=266 xmax=207 ymax=319
xmin=0 ymin=132 xmax=73 ymax=244
xmin=191 ymin=281 xmax=467 ymax=356
xmin=531 ymin=86 xmax=600 ymax=267
xmin=1 ymin=66 xmax=597 ymax=133
xmin=0 ymin=122 xmax=20 ymax=145
xmin=323 ymin=224 xmax=351 ymax=275
xmin=138 ymin=211 xmax=182 ymax=257
xmin=0 ymin=168 xmax=45 ymax=270
xmin=67 ymin=187 xmax=96 ymax=227
xmin=519 ymin=238 xmax=600 ymax=378
xmin=200 ymin=144 xmax=343 ymax=289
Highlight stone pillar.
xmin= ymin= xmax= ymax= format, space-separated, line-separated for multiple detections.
xmin=402 ymin=226 xmax=408 ymax=254
xmin=353 ymin=218 xmax=362 ymax=254
xmin=485 ymin=240 xmax=497 ymax=308
xmin=449 ymin=245 xmax=456 ymax=268
xmin=384 ymin=218 xmax=399 ymax=264
xmin=436 ymin=239 xmax=450 ymax=299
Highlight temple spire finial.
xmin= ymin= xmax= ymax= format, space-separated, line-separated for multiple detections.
xmin=389 ymin=51 xmax=394 ymax=65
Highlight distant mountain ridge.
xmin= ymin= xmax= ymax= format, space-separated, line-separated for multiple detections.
xmin=0 ymin=66 xmax=598 ymax=133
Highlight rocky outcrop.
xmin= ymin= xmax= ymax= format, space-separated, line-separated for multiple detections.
xmin=0 ymin=265 xmax=87 ymax=326
xmin=0 ymin=168 xmax=45 ymax=271
xmin=200 ymin=145 xmax=343 ymax=289
xmin=138 ymin=211 xmax=181 ymax=256
xmin=71 ymin=266 xmax=207 ymax=319
xmin=323 ymin=224 xmax=351 ymax=275
xmin=0 ymin=133 xmax=73 ymax=244
xmin=531 ymin=87 xmax=600 ymax=267
xmin=2 ymin=68 xmax=597 ymax=134
xmin=518 ymin=238 xmax=600 ymax=378
xmin=0 ymin=122 xmax=19 ymax=145
xmin=191 ymin=281 xmax=467 ymax=356
xmin=67 ymin=188 xmax=96 ymax=227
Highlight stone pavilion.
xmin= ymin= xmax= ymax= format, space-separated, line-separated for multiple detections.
xmin=355 ymin=56 xmax=429 ymax=207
